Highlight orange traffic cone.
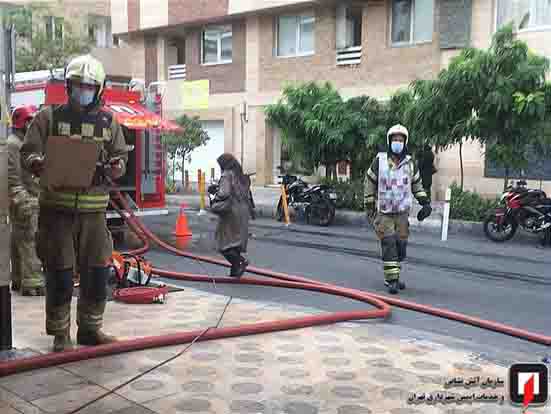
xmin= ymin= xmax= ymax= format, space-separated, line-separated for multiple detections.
xmin=173 ymin=204 xmax=192 ymax=237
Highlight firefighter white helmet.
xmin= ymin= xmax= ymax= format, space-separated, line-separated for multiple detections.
xmin=65 ymin=54 xmax=106 ymax=94
xmin=387 ymin=124 xmax=409 ymax=145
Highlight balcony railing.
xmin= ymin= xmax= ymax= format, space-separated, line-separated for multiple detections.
xmin=168 ymin=64 xmax=187 ymax=80
xmin=336 ymin=46 xmax=362 ymax=66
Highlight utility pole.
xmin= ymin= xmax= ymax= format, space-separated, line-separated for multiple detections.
xmin=0 ymin=10 xmax=14 ymax=352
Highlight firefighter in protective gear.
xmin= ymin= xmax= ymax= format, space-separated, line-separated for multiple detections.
xmin=21 ymin=55 xmax=129 ymax=352
xmin=364 ymin=125 xmax=431 ymax=294
xmin=8 ymin=105 xmax=46 ymax=296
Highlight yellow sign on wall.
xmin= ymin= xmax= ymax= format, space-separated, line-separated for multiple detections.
xmin=181 ymin=80 xmax=210 ymax=110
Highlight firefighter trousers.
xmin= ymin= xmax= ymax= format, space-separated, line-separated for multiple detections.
xmin=10 ymin=206 xmax=45 ymax=290
xmin=36 ymin=208 xmax=113 ymax=336
xmin=373 ymin=212 xmax=409 ymax=282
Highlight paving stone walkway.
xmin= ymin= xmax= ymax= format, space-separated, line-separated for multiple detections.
xmin=0 ymin=289 xmax=547 ymax=414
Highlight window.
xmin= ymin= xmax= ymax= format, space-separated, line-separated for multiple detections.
xmin=201 ymin=25 xmax=232 ymax=64
xmin=337 ymin=4 xmax=363 ymax=49
xmin=391 ymin=0 xmax=434 ymax=45
xmin=276 ymin=13 xmax=315 ymax=57
xmin=54 ymin=17 xmax=63 ymax=40
xmin=45 ymin=16 xmax=53 ymax=40
xmin=87 ymin=16 xmax=113 ymax=48
xmin=497 ymin=0 xmax=551 ymax=31
xmin=88 ymin=22 xmax=98 ymax=42
xmin=44 ymin=16 xmax=63 ymax=41
xmin=485 ymin=145 xmax=551 ymax=180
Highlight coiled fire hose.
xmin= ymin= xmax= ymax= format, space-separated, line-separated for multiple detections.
xmin=0 ymin=190 xmax=549 ymax=378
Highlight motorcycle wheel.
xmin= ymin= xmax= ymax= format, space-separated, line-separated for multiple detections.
xmin=483 ymin=213 xmax=518 ymax=242
xmin=308 ymin=198 xmax=335 ymax=227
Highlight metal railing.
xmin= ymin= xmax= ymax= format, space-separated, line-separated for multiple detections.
xmin=336 ymin=46 xmax=362 ymax=66
xmin=168 ymin=64 xmax=187 ymax=80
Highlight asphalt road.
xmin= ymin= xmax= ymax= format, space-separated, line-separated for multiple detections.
xmin=131 ymin=209 xmax=550 ymax=361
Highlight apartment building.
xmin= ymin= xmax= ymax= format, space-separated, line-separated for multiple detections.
xmin=6 ymin=0 xmax=134 ymax=81
xmin=111 ymin=0 xmax=551 ymax=198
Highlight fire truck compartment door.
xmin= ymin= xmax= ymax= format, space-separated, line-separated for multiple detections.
xmin=141 ymin=129 xmax=162 ymax=195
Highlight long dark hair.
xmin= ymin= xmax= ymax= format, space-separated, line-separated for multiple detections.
xmin=217 ymin=153 xmax=250 ymax=199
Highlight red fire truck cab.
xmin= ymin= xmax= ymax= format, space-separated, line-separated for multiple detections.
xmin=43 ymin=78 xmax=180 ymax=245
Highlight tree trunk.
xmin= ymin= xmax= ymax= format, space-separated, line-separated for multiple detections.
xmin=172 ymin=156 xmax=176 ymax=188
xmin=181 ymin=154 xmax=186 ymax=190
xmin=350 ymin=160 xmax=357 ymax=181
xmin=325 ymin=163 xmax=337 ymax=180
xmin=459 ymin=142 xmax=464 ymax=191
xmin=503 ymin=168 xmax=509 ymax=191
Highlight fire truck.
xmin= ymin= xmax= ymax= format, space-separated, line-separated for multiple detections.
xmin=15 ymin=71 xmax=178 ymax=246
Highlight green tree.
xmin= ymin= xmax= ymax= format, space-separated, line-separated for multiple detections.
xmin=477 ymin=25 xmax=549 ymax=189
xmin=265 ymin=82 xmax=351 ymax=179
xmin=161 ymin=114 xmax=210 ymax=188
xmin=4 ymin=2 xmax=91 ymax=72
xmin=342 ymin=95 xmax=387 ymax=180
xmin=408 ymin=26 xmax=549 ymax=190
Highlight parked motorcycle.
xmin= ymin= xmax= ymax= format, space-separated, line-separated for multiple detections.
xmin=276 ymin=173 xmax=337 ymax=226
xmin=483 ymin=180 xmax=551 ymax=242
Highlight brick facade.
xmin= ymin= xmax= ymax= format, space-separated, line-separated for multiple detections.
xmin=185 ymin=19 xmax=247 ymax=94
xmin=117 ymin=0 xmax=551 ymax=190
xmin=168 ymin=0 xmax=228 ymax=26
xmin=144 ymin=35 xmax=158 ymax=84
xmin=127 ymin=0 xmax=140 ymax=32
xmin=259 ymin=1 xmax=442 ymax=92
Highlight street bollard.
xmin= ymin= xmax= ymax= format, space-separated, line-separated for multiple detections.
xmin=197 ymin=169 xmax=202 ymax=193
xmin=441 ymin=187 xmax=452 ymax=241
xmin=280 ymin=184 xmax=291 ymax=226
xmin=198 ymin=172 xmax=206 ymax=215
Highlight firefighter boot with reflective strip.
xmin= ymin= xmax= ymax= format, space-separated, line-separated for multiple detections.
xmin=45 ymin=270 xmax=74 ymax=352
xmin=77 ymin=266 xmax=117 ymax=345
xmin=381 ymin=236 xmax=402 ymax=294
xmin=77 ymin=299 xmax=118 ymax=346
xmin=53 ymin=327 xmax=73 ymax=353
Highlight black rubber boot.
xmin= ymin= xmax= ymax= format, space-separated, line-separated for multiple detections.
xmin=384 ymin=280 xmax=400 ymax=295
xmin=223 ymin=249 xmax=243 ymax=278
xmin=53 ymin=326 xmax=73 ymax=352
xmin=237 ymin=256 xmax=249 ymax=277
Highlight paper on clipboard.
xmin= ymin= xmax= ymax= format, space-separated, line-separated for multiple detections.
xmin=40 ymin=135 xmax=100 ymax=189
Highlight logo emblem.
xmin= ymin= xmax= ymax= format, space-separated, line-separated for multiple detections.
xmin=509 ymin=363 xmax=548 ymax=410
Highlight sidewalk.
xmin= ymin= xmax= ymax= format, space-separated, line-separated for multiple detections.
xmin=0 ymin=287 xmax=539 ymax=414
xmin=167 ymin=189 xmax=480 ymax=237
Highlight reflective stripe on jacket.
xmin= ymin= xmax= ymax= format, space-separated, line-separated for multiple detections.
xmin=40 ymin=190 xmax=110 ymax=212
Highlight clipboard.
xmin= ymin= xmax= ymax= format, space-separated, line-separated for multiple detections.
xmin=40 ymin=135 xmax=101 ymax=189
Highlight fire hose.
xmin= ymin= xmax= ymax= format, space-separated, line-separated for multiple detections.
xmin=0 ymin=191 xmax=550 ymax=378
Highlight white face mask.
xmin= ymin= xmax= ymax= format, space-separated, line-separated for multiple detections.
xmin=391 ymin=141 xmax=404 ymax=154
xmin=71 ymin=87 xmax=95 ymax=107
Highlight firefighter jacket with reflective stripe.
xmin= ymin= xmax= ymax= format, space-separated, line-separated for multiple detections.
xmin=21 ymin=104 xmax=128 ymax=213
xmin=8 ymin=132 xmax=40 ymax=201
xmin=364 ymin=152 xmax=429 ymax=214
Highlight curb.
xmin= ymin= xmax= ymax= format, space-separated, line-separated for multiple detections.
xmin=166 ymin=195 xmax=483 ymax=237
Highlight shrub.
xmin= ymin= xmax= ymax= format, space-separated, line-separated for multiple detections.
xmin=321 ymin=178 xmax=364 ymax=211
xmin=449 ymin=182 xmax=500 ymax=222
